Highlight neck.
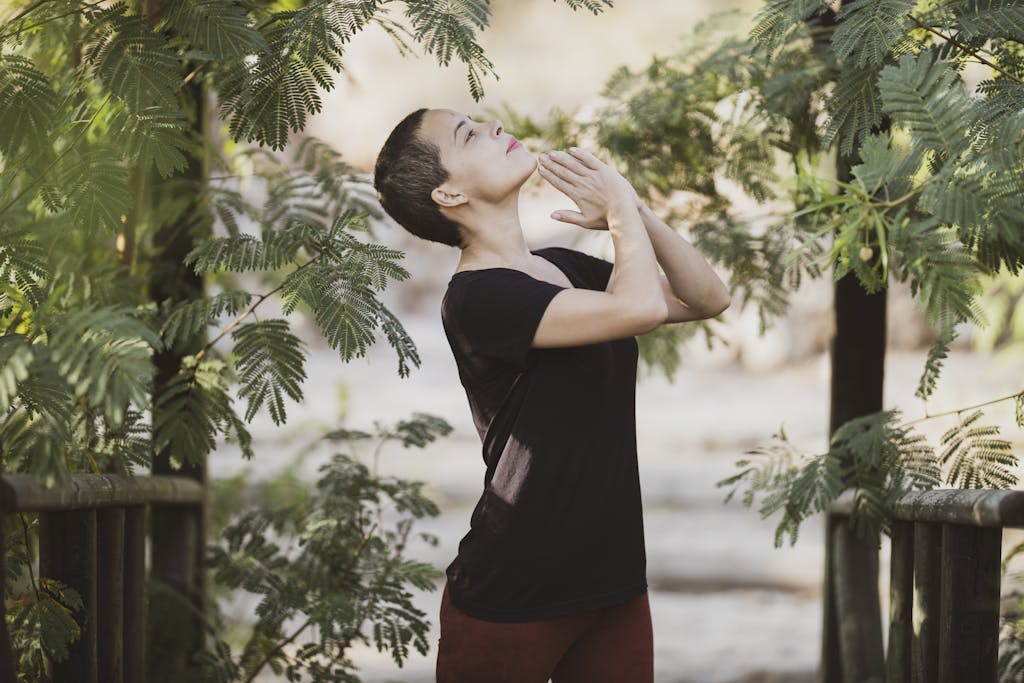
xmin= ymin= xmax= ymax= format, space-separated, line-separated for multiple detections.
xmin=456 ymin=192 xmax=533 ymax=268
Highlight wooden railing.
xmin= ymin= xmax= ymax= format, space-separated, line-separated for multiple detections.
xmin=0 ymin=474 xmax=204 ymax=683
xmin=828 ymin=488 xmax=1024 ymax=683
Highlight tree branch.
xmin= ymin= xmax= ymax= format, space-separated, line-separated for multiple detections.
xmin=0 ymin=0 xmax=108 ymax=44
xmin=906 ymin=13 xmax=1024 ymax=86
xmin=904 ymin=389 xmax=1024 ymax=427
xmin=192 ymin=255 xmax=321 ymax=364
xmin=240 ymin=520 xmax=379 ymax=683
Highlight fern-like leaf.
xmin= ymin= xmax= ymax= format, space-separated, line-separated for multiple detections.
xmin=48 ymin=305 xmax=159 ymax=427
xmin=888 ymin=218 xmax=984 ymax=326
xmin=0 ymin=333 xmax=33 ymax=414
xmin=0 ymin=55 xmax=58 ymax=156
xmin=878 ymin=51 xmax=975 ymax=160
xmin=111 ymin=105 xmax=191 ymax=178
xmin=231 ymin=319 xmax=307 ymax=425
xmin=403 ymin=0 xmax=497 ymax=100
xmin=153 ymin=357 xmax=235 ymax=467
xmin=940 ymin=410 xmax=1018 ymax=489
xmin=185 ymin=226 xmax=311 ymax=274
xmin=60 ymin=150 xmax=133 ymax=234
xmin=823 ymin=65 xmax=884 ymax=156
xmin=163 ymin=0 xmax=268 ymax=59
xmin=749 ymin=0 xmax=829 ymax=59
xmin=954 ymin=0 xmax=1024 ymax=42
xmin=558 ymin=0 xmax=613 ymax=13
xmin=833 ymin=0 xmax=916 ymax=68
xmin=915 ymin=323 xmax=956 ymax=400
xmin=160 ymin=291 xmax=254 ymax=349
xmin=86 ymin=5 xmax=181 ymax=112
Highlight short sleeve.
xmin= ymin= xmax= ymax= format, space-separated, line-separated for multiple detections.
xmin=538 ymin=246 xmax=614 ymax=291
xmin=567 ymin=248 xmax=614 ymax=291
xmin=443 ymin=270 xmax=566 ymax=370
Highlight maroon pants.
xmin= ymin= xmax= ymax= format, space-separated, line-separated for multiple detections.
xmin=435 ymin=581 xmax=654 ymax=683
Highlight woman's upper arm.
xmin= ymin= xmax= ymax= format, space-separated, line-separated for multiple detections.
xmin=531 ymin=288 xmax=666 ymax=348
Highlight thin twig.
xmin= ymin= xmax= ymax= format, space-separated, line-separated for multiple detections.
xmin=0 ymin=93 xmax=113 ymax=221
xmin=904 ymin=389 xmax=1023 ymax=427
xmin=0 ymin=0 xmax=108 ymax=44
xmin=907 ymin=13 xmax=1024 ymax=85
xmin=240 ymin=520 xmax=379 ymax=683
xmin=19 ymin=513 xmax=40 ymax=602
xmin=192 ymin=255 xmax=320 ymax=363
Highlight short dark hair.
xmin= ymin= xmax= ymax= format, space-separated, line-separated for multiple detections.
xmin=373 ymin=108 xmax=464 ymax=248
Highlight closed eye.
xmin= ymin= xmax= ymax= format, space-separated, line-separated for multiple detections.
xmin=466 ymin=129 xmax=475 ymax=141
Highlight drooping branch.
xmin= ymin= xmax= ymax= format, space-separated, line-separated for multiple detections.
xmin=906 ymin=13 xmax=1024 ymax=86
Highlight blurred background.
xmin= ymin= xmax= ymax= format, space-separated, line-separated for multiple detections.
xmin=206 ymin=1 xmax=1024 ymax=681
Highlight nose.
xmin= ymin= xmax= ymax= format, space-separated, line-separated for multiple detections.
xmin=493 ymin=120 xmax=503 ymax=137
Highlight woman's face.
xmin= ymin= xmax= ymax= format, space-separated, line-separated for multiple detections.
xmin=418 ymin=108 xmax=537 ymax=208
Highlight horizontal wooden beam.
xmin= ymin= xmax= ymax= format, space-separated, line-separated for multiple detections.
xmin=830 ymin=489 xmax=1024 ymax=528
xmin=0 ymin=475 xmax=203 ymax=512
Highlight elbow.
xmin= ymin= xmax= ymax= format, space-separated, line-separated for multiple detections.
xmin=635 ymin=298 xmax=669 ymax=333
xmin=693 ymin=283 xmax=731 ymax=319
xmin=704 ymin=289 xmax=731 ymax=318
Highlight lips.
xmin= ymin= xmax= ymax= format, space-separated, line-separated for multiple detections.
xmin=506 ymin=136 xmax=521 ymax=153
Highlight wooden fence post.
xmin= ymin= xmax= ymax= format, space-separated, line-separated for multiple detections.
xmin=938 ymin=525 xmax=1001 ymax=683
xmin=40 ymin=510 xmax=98 ymax=683
xmin=124 ymin=506 xmax=146 ymax=682
xmin=831 ymin=516 xmax=885 ymax=683
xmin=911 ymin=522 xmax=941 ymax=683
xmin=97 ymin=508 xmax=125 ymax=683
xmin=0 ymin=523 xmax=16 ymax=683
xmin=887 ymin=521 xmax=913 ymax=683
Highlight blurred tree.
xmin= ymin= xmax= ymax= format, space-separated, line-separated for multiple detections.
xmin=0 ymin=0 xmax=612 ymax=680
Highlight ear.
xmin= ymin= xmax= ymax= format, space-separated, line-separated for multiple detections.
xmin=431 ymin=186 xmax=468 ymax=209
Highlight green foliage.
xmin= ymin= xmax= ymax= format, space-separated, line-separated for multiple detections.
xmin=939 ymin=410 xmax=1018 ymax=488
xmin=916 ymin=324 xmax=956 ymax=401
xmin=153 ymin=355 xmax=252 ymax=467
xmin=9 ymin=575 xmax=83 ymax=682
xmin=719 ymin=411 xmax=941 ymax=545
xmin=201 ymin=413 xmax=450 ymax=682
xmin=232 ymin=320 xmax=307 ymax=425
xmin=750 ymin=0 xmax=829 ymax=59
xmin=833 ymin=0 xmax=916 ymax=68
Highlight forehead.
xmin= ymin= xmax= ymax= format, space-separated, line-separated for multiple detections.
xmin=418 ymin=108 xmax=466 ymax=150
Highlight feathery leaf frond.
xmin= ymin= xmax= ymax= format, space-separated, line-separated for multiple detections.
xmin=878 ymin=51 xmax=975 ymax=160
xmin=403 ymin=0 xmax=496 ymax=99
xmin=48 ymin=305 xmax=159 ymax=427
xmin=940 ymin=410 xmax=1018 ymax=488
xmin=0 ymin=55 xmax=58 ymax=156
xmin=231 ymin=319 xmax=307 ymax=425
xmin=916 ymin=323 xmax=957 ymax=400
xmin=833 ymin=0 xmax=916 ymax=68
xmin=163 ymin=0 xmax=268 ymax=59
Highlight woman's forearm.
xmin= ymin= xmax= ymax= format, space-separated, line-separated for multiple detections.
xmin=636 ymin=202 xmax=729 ymax=315
xmin=605 ymin=199 xmax=666 ymax=320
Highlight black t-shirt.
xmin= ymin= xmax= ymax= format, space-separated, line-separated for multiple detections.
xmin=440 ymin=245 xmax=648 ymax=622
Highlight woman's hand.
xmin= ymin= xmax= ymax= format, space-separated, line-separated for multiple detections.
xmin=537 ymin=148 xmax=639 ymax=230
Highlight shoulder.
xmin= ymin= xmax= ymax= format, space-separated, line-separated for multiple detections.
xmin=441 ymin=266 xmax=559 ymax=327
xmin=533 ymin=245 xmax=613 ymax=291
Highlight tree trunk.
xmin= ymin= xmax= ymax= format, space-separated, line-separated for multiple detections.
xmin=820 ymin=153 xmax=888 ymax=682
xmin=146 ymin=68 xmax=210 ymax=681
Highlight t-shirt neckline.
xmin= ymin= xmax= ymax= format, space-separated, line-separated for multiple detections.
xmin=449 ymin=248 xmax=576 ymax=288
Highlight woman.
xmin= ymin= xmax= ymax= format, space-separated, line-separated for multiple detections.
xmin=373 ymin=108 xmax=730 ymax=683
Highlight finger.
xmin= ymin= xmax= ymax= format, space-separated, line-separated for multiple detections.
xmin=547 ymin=150 xmax=591 ymax=177
xmin=551 ymin=210 xmax=586 ymax=226
xmin=539 ymin=153 xmax=585 ymax=185
xmin=537 ymin=161 xmax=578 ymax=197
xmin=568 ymin=147 xmax=602 ymax=171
